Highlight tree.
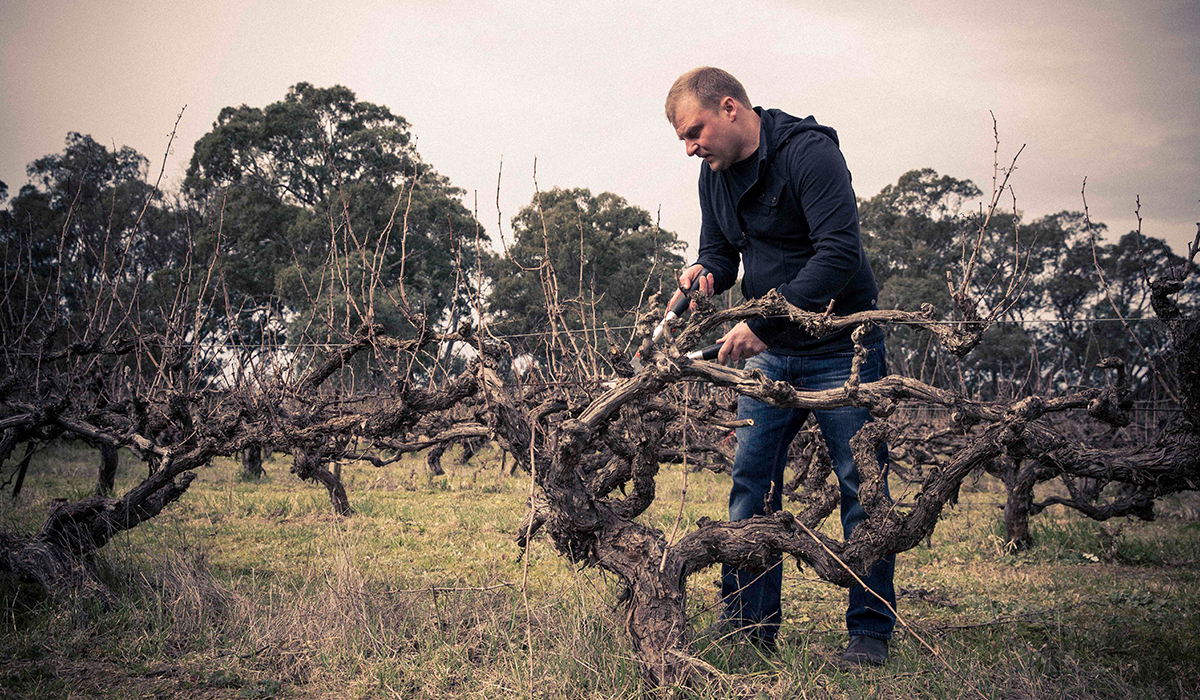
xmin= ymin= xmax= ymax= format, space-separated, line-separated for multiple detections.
xmin=2 ymin=133 xmax=186 ymax=328
xmin=858 ymin=169 xmax=1198 ymax=399
xmin=0 ymin=133 xmax=191 ymax=507
xmin=1016 ymin=212 xmax=1199 ymax=394
xmin=4 ymin=145 xmax=1198 ymax=688
xmin=0 ymin=133 xmax=192 ymax=368
xmin=184 ymin=83 xmax=485 ymax=351
xmin=861 ymin=169 xmax=1199 ymax=549
xmin=859 ymin=169 xmax=990 ymax=385
xmin=859 ymin=169 xmax=982 ymax=284
xmin=486 ymin=187 xmax=685 ymax=355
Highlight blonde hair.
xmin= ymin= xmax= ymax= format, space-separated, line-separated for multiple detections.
xmin=665 ymin=67 xmax=752 ymax=124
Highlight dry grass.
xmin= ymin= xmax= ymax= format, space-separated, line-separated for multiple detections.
xmin=1 ymin=442 xmax=1198 ymax=699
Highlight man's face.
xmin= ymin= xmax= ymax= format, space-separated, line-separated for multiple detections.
xmin=672 ymin=95 xmax=740 ymax=171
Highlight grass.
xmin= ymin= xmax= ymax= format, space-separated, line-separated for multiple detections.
xmin=1 ymin=442 xmax=1198 ymax=699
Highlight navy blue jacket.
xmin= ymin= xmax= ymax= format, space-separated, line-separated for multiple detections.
xmin=694 ymin=107 xmax=883 ymax=354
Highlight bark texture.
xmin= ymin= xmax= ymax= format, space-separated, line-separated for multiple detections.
xmin=1 ymin=222 xmax=1195 ymax=690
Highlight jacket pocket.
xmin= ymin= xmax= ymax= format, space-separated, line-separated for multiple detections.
xmin=755 ymin=172 xmax=788 ymax=209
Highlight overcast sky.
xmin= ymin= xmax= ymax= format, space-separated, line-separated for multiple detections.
xmin=2 ymin=0 xmax=1197 ymax=260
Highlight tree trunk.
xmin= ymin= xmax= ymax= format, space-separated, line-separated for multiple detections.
xmin=10 ymin=443 xmax=35 ymax=500
xmin=595 ymin=521 xmax=703 ymax=688
xmin=239 ymin=443 xmax=265 ymax=480
xmin=1001 ymin=458 xmax=1036 ymax=550
xmin=425 ymin=442 xmax=447 ymax=476
xmin=95 ymin=444 xmax=119 ymax=496
xmin=0 ymin=531 xmax=114 ymax=605
xmin=291 ymin=450 xmax=352 ymax=516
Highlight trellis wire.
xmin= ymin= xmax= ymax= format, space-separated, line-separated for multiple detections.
xmin=3 ymin=315 xmax=1171 ymax=353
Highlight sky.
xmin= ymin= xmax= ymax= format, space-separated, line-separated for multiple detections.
xmin=2 ymin=0 xmax=1197 ymax=260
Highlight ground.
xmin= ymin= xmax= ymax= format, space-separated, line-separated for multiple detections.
xmin=1 ymin=442 xmax=1197 ymax=699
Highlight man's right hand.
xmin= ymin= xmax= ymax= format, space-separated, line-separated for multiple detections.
xmin=669 ymin=264 xmax=715 ymax=311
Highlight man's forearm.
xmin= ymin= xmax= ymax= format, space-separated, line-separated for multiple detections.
xmin=694 ymin=227 xmax=740 ymax=295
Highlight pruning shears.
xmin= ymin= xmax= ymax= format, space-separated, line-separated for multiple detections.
xmin=640 ymin=268 xmax=723 ymax=365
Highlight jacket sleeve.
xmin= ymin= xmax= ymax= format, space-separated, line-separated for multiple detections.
xmin=693 ymin=173 xmax=740 ymax=294
xmin=746 ymin=133 xmax=862 ymax=342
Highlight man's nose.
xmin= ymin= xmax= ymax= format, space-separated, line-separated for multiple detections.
xmin=686 ymin=140 xmax=698 ymax=157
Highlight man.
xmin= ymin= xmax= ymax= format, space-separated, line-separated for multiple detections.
xmin=665 ymin=67 xmax=894 ymax=666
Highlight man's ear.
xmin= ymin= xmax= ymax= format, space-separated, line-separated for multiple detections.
xmin=721 ymin=96 xmax=737 ymax=120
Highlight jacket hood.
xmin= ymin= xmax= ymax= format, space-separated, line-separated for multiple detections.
xmin=756 ymin=107 xmax=839 ymax=158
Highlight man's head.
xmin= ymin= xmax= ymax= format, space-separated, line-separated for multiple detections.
xmin=665 ymin=67 xmax=760 ymax=171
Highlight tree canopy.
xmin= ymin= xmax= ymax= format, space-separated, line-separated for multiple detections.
xmin=486 ymin=187 xmax=685 ymax=349
xmin=1 ymin=133 xmax=187 ymax=344
xmin=184 ymin=83 xmax=485 ymax=346
xmin=5 ymin=104 xmax=1194 ymax=401
xmin=860 ymin=168 xmax=1198 ymax=399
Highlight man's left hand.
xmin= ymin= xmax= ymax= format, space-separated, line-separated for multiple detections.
xmin=717 ymin=321 xmax=767 ymax=365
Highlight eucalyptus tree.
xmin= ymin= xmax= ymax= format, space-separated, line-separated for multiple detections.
xmin=486 ymin=187 xmax=685 ymax=364
xmin=185 ymin=83 xmax=485 ymax=353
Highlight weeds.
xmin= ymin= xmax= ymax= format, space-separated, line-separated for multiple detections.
xmin=1 ymin=444 xmax=1197 ymax=698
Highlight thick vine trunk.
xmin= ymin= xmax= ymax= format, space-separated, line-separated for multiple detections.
xmin=313 ymin=467 xmax=352 ymax=517
xmin=291 ymin=450 xmax=352 ymax=516
xmin=1000 ymin=458 xmax=1037 ymax=550
xmin=239 ymin=443 xmax=265 ymax=480
xmin=425 ymin=442 xmax=447 ymax=476
xmin=0 ymin=532 xmax=114 ymax=604
xmin=95 ymin=444 xmax=119 ymax=496
xmin=1 ymin=471 xmax=196 ymax=600
xmin=9 ymin=443 xmax=34 ymax=500
xmin=594 ymin=519 xmax=706 ymax=687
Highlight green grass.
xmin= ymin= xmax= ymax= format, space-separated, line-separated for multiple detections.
xmin=1 ymin=443 xmax=1198 ymax=699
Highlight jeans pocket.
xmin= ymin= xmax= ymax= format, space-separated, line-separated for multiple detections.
xmin=745 ymin=351 xmax=787 ymax=380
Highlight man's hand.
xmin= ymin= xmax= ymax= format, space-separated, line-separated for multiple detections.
xmin=668 ymin=264 xmax=715 ymax=312
xmin=717 ymin=321 xmax=766 ymax=364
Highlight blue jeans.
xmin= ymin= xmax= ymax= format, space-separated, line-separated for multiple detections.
xmin=721 ymin=340 xmax=895 ymax=644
